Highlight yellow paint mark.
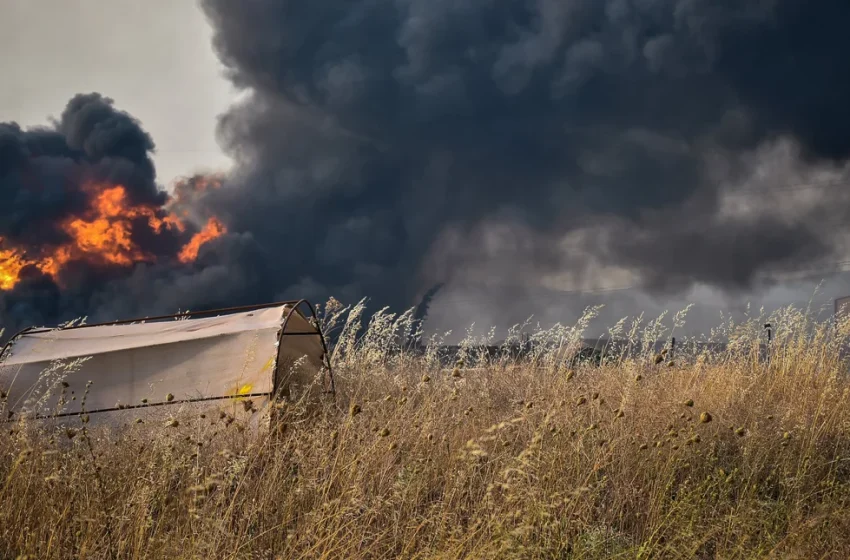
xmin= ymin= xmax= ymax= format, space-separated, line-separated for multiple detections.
xmin=226 ymin=383 xmax=254 ymax=401
xmin=227 ymin=354 xmax=273 ymax=402
xmin=237 ymin=384 xmax=253 ymax=395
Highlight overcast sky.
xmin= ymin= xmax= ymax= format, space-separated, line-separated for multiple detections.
xmin=0 ymin=0 xmax=234 ymax=187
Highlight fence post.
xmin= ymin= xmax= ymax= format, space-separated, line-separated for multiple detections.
xmin=670 ymin=337 xmax=676 ymax=361
xmin=764 ymin=323 xmax=772 ymax=366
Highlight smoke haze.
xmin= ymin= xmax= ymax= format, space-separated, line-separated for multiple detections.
xmin=4 ymin=0 xmax=850 ymax=338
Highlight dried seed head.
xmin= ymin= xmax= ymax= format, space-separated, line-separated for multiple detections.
xmin=349 ymin=404 xmax=362 ymax=417
xmin=168 ymin=419 xmax=179 ymax=428
xmin=684 ymin=399 xmax=694 ymax=407
xmin=592 ymin=392 xmax=599 ymax=400
xmin=700 ymin=412 xmax=713 ymax=424
xmin=735 ymin=427 xmax=746 ymax=437
xmin=379 ymin=428 xmax=390 ymax=437
xmin=451 ymin=368 xmax=463 ymax=378
xmin=421 ymin=374 xmax=431 ymax=383
xmin=565 ymin=370 xmax=575 ymax=381
xmin=65 ymin=428 xmax=77 ymax=440
xmin=654 ymin=354 xmax=664 ymax=365
xmin=576 ymin=396 xmax=587 ymax=406
xmin=166 ymin=393 xmax=175 ymax=402
xmin=635 ymin=374 xmax=643 ymax=382
xmin=525 ymin=401 xmax=534 ymax=409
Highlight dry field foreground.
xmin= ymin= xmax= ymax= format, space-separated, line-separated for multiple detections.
xmin=3 ymin=303 xmax=850 ymax=559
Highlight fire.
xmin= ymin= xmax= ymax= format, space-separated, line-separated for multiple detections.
xmin=63 ymin=186 xmax=156 ymax=266
xmin=0 ymin=245 xmax=27 ymax=291
xmin=179 ymin=217 xmax=227 ymax=263
xmin=0 ymin=181 xmax=226 ymax=291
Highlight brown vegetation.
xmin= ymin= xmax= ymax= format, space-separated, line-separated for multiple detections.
xmin=2 ymin=302 xmax=850 ymax=558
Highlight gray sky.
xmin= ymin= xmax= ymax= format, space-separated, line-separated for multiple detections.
xmin=0 ymin=0 xmax=234 ymax=187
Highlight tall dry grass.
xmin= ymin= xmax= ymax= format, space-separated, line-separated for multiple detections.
xmin=2 ymin=301 xmax=850 ymax=559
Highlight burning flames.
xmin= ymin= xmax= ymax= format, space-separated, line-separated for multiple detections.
xmin=0 ymin=181 xmax=226 ymax=291
xmin=179 ymin=217 xmax=227 ymax=263
xmin=0 ymin=247 xmax=27 ymax=291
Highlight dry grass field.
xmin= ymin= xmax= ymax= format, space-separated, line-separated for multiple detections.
xmin=3 ymin=301 xmax=850 ymax=559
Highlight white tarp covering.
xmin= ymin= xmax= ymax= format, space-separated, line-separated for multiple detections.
xmin=0 ymin=304 xmax=328 ymax=420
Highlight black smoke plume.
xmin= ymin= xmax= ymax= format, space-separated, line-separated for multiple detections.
xmin=0 ymin=94 xmax=232 ymax=335
xmin=198 ymin=0 xmax=850 ymax=309
xmin=5 ymin=1 xmax=850 ymax=336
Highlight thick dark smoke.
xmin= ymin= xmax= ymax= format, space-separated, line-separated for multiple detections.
xmin=198 ymin=0 xmax=850 ymax=308
xmin=0 ymin=94 xmax=244 ymax=335
xmin=4 ymin=1 xmax=850 ymax=336
xmin=1 ymin=93 xmax=164 ymax=247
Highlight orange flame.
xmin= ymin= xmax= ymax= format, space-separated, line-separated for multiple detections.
xmin=0 ymin=244 xmax=28 ymax=291
xmin=0 ymin=182 xmax=226 ymax=291
xmin=62 ymin=186 xmax=162 ymax=266
xmin=179 ymin=217 xmax=227 ymax=263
